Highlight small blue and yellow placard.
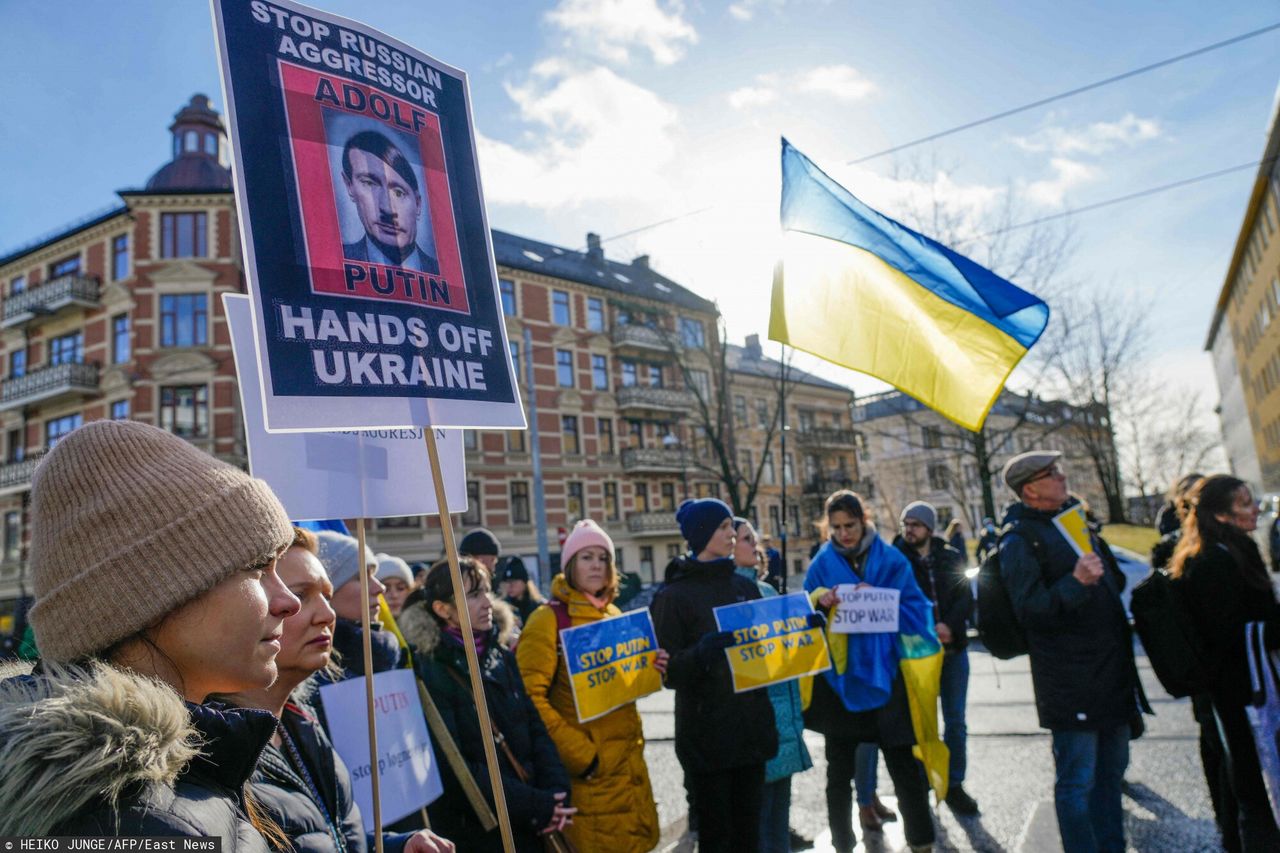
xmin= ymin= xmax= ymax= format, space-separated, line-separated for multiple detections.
xmin=713 ymin=593 xmax=831 ymax=693
xmin=560 ymin=609 xmax=662 ymax=723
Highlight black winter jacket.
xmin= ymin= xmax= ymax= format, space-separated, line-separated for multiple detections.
xmin=0 ymin=663 xmax=274 ymax=848
xmin=330 ymin=618 xmax=404 ymax=680
xmin=892 ymin=535 xmax=973 ymax=651
xmin=401 ymin=610 xmax=569 ymax=853
xmin=1180 ymin=536 xmax=1280 ymax=709
xmin=651 ymin=556 xmax=778 ymax=774
xmin=252 ymin=697 xmax=419 ymax=853
xmin=999 ymin=500 xmax=1142 ymax=731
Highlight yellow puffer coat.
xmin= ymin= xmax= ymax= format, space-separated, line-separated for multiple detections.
xmin=515 ymin=575 xmax=659 ymax=852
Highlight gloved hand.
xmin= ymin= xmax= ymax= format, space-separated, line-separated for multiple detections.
xmin=695 ymin=630 xmax=736 ymax=667
xmin=806 ymin=611 xmax=827 ymax=630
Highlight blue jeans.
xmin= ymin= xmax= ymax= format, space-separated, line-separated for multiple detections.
xmin=940 ymin=648 xmax=970 ymax=784
xmin=759 ymin=777 xmax=791 ymax=853
xmin=854 ymin=742 xmax=878 ymax=806
xmin=1050 ymin=724 xmax=1130 ymax=853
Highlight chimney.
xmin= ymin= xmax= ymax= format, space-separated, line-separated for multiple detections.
xmin=745 ymin=333 xmax=762 ymax=360
xmin=632 ymin=254 xmax=650 ymax=269
xmin=586 ymin=232 xmax=603 ymax=263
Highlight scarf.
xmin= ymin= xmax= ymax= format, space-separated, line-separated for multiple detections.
xmin=444 ymin=625 xmax=489 ymax=658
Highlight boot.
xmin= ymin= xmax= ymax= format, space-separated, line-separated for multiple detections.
xmin=874 ymin=796 xmax=898 ymax=822
xmin=945 ymin=784 xmax=981 ymax=816
xmin=859 ymin=804 xmax=883 ymax=832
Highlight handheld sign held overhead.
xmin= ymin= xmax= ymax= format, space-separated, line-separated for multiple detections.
xmin=559 ymin=609 xmax=662 ymax=723
xmin=211 ymin=0 xmax=524 ymax=432
xmin=713 ymin=593 xmax=831 ymax=694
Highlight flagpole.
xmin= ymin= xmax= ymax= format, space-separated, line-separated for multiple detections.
xmin=779 ymin=342 xmax=789 ymax=593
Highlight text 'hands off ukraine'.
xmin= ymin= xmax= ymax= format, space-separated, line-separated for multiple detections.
xmin=212 ymin=0 xmax=524 ymax=431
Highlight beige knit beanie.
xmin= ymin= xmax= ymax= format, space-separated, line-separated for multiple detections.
xmin=28 ymin=420 xmax=295 ymax=663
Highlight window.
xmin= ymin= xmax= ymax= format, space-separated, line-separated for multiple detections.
xmin=769 ymin=505 xmax=781 ymax=536
xmin=161 ymin=212 xmax=208 ymax=258
xmin=798 ymin=409 xmax=816 ymax=432
xmin=695 ymin=482 xmax=716 ymax=499
xmin=660 ymin=482 xmax=676 ymax=512
xmin=49 ymin=255 xmax=80 ymax=278
xmin=562 ymin=415 xmax=580 ymax=455
xmin=689 ymin=369 xmax=710 ymax=399
xmin=599 ymin=418 xmax=614 ymax=454
xmin=111 ymin=399 xmax=130 ymax=420
xmin=499 ymin=278 xmax=517 ymax=315
xmin=49 ymin=332 xmax=83 ymax=366
xmin=45 ymin=414 xmax=83 ymax=448
xmin=112 ymin=235 xmax=129 ymax=281
xmin=6 ymin=429 xmax=22 ymax=464
xmin=604 ymin=482 xmax=619 ymax=520
xmin=734 ymin=396 xmax=748 ymax=426
xmin=667 ymin=543 xmax=681 ymax=560
xmin=160 ymin=385 xmax=209 ymax=437
xmin=112 ymin=314 xmax=130 ymax=363
xmin=635 ymin=482 xmax=650 ymax=512
xmin=680 ymin=317 xmax=705 ymax=348
xmin=640 ymin=546 xmax=654 ymax=581
xmin=789 ymin=506 xmax=801 ymax=535
xmin=756 ymin=399 xmax=770 ymax=429
xmin=377 ymin=516 xmax=422 ymax=529
xmin=160 ymin=294 xmax=209 ymax=347
xmin=567 ymin=482 xmax=584 ymax=522
xmin=509 ymin=341 xmax=520 ymax=379
xmin=647 ymin=364 xmax=663 ymax=388
xmin=621 ymin=360 xmax=638 ymax=387
xmin=628 ymin=419 xmax=644 ymax=448
xmin=928 ymin=463 xmax=949 ymax=490
xmin=464 ymin=429 xmax=478 ymax=451
xmin=587 ymin=297 xmax=605 ymax=332
xmin=921 ymin=427 xmax=940 ymax=449
xmin=204 ymin=132 xmax=218 ymax=156
xmin=462 ymin=481 xmax=482 ymax=526
xmin=510 ymin=481 xmax=531 ymax=524
xmin=591 ymin=354 xmax=609 ymax=390
xmin=556 ymin=349 xmax=575 ymax=388
xmin=185 ymin=130 xmax=199 ymax=152
xmin=804 ymin=453 xmax=820 ymax=480
xmin=552 ymin=290 xmax=571 ymax=325
xmin=507 ymin=424 xmax=526 ymax=452
xmin=9 ymin=276 xmax=25 ymax=295
xmin=783 ymin=453 xmax=795 ymax=483
xmin=3 ymin=511 xmax=19 ymax=563
xmin=763 ymin=452 xmax=776 ymax=485
xmin=9 ymin=349 xmax=25 ymax=379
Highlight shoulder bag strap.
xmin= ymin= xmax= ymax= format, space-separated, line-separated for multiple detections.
xmin=442 ymin=664 xmax=532 ymax=785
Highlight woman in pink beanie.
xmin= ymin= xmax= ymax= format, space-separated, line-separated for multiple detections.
xmin=515 ymin=519 xmax=669 ymax=852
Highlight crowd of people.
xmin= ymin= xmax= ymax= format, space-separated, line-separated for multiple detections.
xmin=0 ymin=419 xmax=1276 ymax=852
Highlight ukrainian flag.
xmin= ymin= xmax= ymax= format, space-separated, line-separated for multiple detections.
xmin=769 ymin=139 xmax=1049 ymax=431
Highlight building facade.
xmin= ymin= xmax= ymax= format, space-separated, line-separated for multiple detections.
xmin=1205 ymin=92 xmax=1280 ymax=494
xmin=854 ymin=389 xmax=1110 ymax=537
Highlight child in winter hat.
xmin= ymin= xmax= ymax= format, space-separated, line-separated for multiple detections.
xmin=676 ymin=498 xmax=734 ymax=557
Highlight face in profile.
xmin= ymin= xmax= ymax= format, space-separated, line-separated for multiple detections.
xmin=276 ymin=546 xmax=336 ymax=680
xmin=733 ymin=522 xmax=758 ymax=568
xmin=343 ymin=145 xmax=421 ymax=253
xmin=331 ymin=563 xmax=385 ymax=623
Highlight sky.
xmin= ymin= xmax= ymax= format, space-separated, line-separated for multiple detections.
xmin=1 ymin=0 xmax=1278 ymax=436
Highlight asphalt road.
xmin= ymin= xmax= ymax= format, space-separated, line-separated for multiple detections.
xmin=639 ymin=644 xmax=1225 ymax=852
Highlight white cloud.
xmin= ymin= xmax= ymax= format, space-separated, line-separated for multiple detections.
xmin=728 ymin=3 xmax=755 ymax=21
xmin=1025 ymin=157 xmax=1099 ymax=207
xmin=545 ymin=0 xmax=698 ymax=65
xmin=1013 ymin=113 xmax=1161 ymax=156
xmin=797 ymin=64 xmax=877 ymax=101
xmin=477 ymin=62 xmax=680 ymax=209
xmin=728 ymin=74 xmax=780 ymax=109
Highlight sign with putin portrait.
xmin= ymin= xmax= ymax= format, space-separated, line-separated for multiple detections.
xmin=211 ymin=0 xmax=524 ymax=431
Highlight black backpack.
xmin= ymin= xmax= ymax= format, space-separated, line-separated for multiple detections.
xmin=1130 ymin=568 xmax=1212 ymax=698
xmin=976 ymin=523 xmax=1050 ymax=659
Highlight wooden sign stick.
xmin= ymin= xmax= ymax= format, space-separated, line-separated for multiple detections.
xmin=355 ymin=517 xmax=384 ymax=853
xmin=423 ymin=428 xmax=516 ymax=852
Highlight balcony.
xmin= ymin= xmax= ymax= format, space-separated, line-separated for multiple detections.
xmin=802 ymin=470 xmax=857 ymax=496
xmin=794 ymin=427 xmax=859 ymax=449
xmin=616 ymin=386 xmax=696 ymax=415
xmin=0 ymin=362 xmax=100 ymax=412
xmin=620 ymin=447 xmax=686 ymax=473
xmin=2 ymin=275 xmax=101 ymax=329
xmin=0 ymin=451 xmax=43 ymax=497
xmin=627 ymin=510 xmax=681 ymax=537
xmin=611 ymin=324 xmax=677 ymax=355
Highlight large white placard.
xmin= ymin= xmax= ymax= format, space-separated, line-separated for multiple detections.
xmin=226 ymin=294 xmax=466 ymax=520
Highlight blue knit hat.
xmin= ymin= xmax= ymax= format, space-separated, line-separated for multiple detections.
xmin=677 ymin=498 xmax=734 ymax=556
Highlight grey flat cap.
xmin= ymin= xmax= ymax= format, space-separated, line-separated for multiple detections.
xmin=1003 ymin=450 xmax=1063 ymax=494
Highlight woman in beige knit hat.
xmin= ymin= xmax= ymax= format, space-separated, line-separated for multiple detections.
xmin=0 ymin=420 xmax=302 ymax=847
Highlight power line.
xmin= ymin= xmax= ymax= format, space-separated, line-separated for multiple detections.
xmin=848 ymin=21 xmax=1280 ymax=165
xmin=579 ymin=206 xmax=717 ymax=252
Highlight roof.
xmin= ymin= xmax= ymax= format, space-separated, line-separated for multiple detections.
xmin=726 ymin=343 xmax=850 ymax=393
xmin=491 ymin=229 xmax=717 ymax=315
xmin=0 ymin=204 xmax=129 ymax=269
xmin=144 ymin=157 xmax=233 ymax=193
xmin=856 ymin=387 xmax=1084 ymax=424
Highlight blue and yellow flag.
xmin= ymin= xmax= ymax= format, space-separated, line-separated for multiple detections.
xmin=769 ymin=139 xmax=1049 ymax=431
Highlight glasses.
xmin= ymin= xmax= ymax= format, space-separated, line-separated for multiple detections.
xmin=1026 ymin=464 xmax=1065 ymax=485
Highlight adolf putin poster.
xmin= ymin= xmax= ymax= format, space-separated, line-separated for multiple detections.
xmin=211 ymin=0 xmax=524 ymax=431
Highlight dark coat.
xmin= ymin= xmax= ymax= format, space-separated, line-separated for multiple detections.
xmin=893 ymin=535 xmax=973 ymax=651
xmin=0 ymin=663 xmax=273 ymax=848
xmin=252 ymin=697 xmax=417 ymax=853
xmin=650 ymin=555 xmax=778 ymax=774
xmin=399 ymin=608 xmax=570 ymax=853
xmin=343 ymin=238 xmax=440 ymax=275
xmin=1180 ymin=536 xmax=1280 ymax=709
xmin=999 ymin=500 xmax=1142 ymax=731
xmin=330 ymin=618 xmax=404 ymax=680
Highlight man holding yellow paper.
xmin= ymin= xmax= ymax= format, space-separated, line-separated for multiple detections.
xmin=998 ymin=450 xmax=1149 ymax=853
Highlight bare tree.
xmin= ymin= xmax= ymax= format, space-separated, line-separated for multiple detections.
xmin=1123 ymin=388 xmax=1223 ymax=501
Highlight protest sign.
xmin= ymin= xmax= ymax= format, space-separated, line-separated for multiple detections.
xmin=713 ymin=593 xmax=831 ymax=693
xmin=318 ymin=669 xmax=442 ymax=825
xmin=1053 ymin=504 xmax=1095 ymax=558
xmin=225 ymin=294 xmax=467 ymax=519
xmin=211 ymin=0 xmax=524 ymax=431
xmin=830 ymin=586 xmax=901 ymax=634
xmin=559 ymin=609 xmax=662 ymax=723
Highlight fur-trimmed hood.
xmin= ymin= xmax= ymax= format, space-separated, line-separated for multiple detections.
xmin=0 ymin=663 xmax=200 ymax=835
